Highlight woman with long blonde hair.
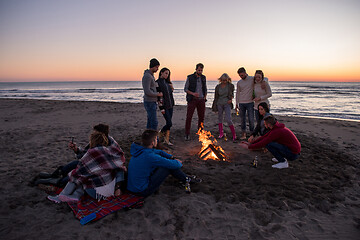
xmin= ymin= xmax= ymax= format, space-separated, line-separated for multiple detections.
xmin=211 ymin=73 xmax=237 ymax=142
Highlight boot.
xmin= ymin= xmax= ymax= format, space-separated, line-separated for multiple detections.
xmin=158 ymin=130 xmax=165 ymax=140
xmin=51 ymin=166 xmax=64 ymax=178
xmin=218 ymin=123 xmax=224 ymax=139
xmin=164 ymin=130 xmax=173 ymax=146
xmin=155 ymin=140 xmax=168 ymax=150
xmin=58 ymin=182 xmax=84 ymax=202
xmin=38 ymin=172 xmax=53 ymax=179
xmin=61 ymin=181 xmax=77 ymax=195
xmin=34 ymin=177 xmax=61 ymax=186
xmin=229 ymin=125 xmax=237 ymax=142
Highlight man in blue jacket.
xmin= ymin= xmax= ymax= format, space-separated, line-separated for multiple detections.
xmin=127 ymin=129 xmax=201 ymax=197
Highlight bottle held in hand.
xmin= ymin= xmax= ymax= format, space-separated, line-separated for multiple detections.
xmin=158 ymin=97 xmax=165 ymax=114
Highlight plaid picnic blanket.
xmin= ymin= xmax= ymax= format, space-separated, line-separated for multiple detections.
xmin=67 ymin=193 xmax=144 ymax=224
xmin=69 ymin=136 xmax=126 ymax=189
xmin=50 ymin=187 xmax=144 ymax=224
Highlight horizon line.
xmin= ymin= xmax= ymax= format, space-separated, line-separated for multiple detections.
xmin=0 ymin=79 xmax=359 ymax=83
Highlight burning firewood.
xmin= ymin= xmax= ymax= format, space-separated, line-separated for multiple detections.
xmin=196 ymin=124 xmax=228 ymax=161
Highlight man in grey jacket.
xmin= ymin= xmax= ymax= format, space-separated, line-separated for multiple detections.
xmin=142 ymin=58 xmax=163 ymax=130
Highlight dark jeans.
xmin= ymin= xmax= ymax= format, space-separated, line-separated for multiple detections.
xmin=144 ymin=101 xmax=158 ymax=130
xmin=58 ymin=160 xmax=79 ymax=186
xmin=239 ymin=102 xmax=255 ymax=132
xmin=139 ymin=167 xmax=187 ymax=198
xmin=161 ymin=108 xmax=173 ymax=132
xmin=266 ymin=142 xmax=299 ymax=163
xmin=185 ymin=98 xmax=206 ymax=135
xmin=255 ymin=109 xmax=260 ymax=125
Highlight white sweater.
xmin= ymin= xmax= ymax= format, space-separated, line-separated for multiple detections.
xmin=254 ymin=80 xmax=272 ymax=109
xmin=236 ymin=76 xmax=254 ymax=105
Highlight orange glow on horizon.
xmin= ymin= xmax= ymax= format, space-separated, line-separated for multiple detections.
xmin=1 ymin=62 xmax=359 ymax=82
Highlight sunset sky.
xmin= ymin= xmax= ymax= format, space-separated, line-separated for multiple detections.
xmin=0 ymin=0 xmax=359 ymax=82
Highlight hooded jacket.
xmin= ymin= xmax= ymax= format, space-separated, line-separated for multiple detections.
xmin=249 ymin=122 xmax=301 ymax=154
xmin=127 ymin=143 xmax=182 ymax=193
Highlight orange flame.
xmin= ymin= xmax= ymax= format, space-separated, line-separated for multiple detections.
xmin=196 ymin=124 xmax=227 ymax=161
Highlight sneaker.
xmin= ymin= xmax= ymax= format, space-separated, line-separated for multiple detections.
xmin=47 ymin=195 xmax=61 ymax=203
xmin=189 ymin=175 xmax=202 ymax=183
xmin=185 ymin=177 xmax=191 ymax=193
xmin=240 ymin=132 xmax=247 ymax=140
xmin=271 ymin=158 xmax=279 ymax=163
xmin=272 ymin=161 xmax=289 ymax=169
xmin=184 ymin=135 xmax=190 ymax=141
xmin=167 ymin=141 xmax=174 ymax=146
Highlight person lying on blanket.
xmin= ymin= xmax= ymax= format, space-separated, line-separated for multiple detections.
xmin=34 ymin=123 xmax=112 ymax=187
xmin=127 ymin=129 xmax=201 ymax=198
xmin=47 ymin=130 xmax=126 ymax=203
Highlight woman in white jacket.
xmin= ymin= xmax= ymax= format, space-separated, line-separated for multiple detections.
xmin=253 ymin=70 xmax=272 ymax=124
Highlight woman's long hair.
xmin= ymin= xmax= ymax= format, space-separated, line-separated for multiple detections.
xmin=158 ymin=67 xmax=171 ymax=84
xmin=89 ymin=131 xmax=109 ymax=148
xmin=254 ymin=70 xmax=264 ymax=83
xmin=258 ymin=102 xmax=270 ymax=120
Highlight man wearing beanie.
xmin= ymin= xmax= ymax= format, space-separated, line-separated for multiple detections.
xmin=142 ymin=58 xmax=162 ymax=130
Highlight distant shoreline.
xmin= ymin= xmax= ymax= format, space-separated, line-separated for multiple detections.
xmin=1 ymin=97 xmax=359 ymax=123
xmin=1 ymin=80 xmax=360 ymax=83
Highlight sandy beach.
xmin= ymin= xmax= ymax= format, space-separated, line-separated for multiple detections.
xmin=0 ymin=98 xmax=359 ymax=240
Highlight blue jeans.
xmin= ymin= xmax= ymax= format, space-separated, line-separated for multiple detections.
xmin=217 ymin=104 xmax=233 ymax=125
xmin=161 ymin=108 xmax=173 ymax=132
xmin=266 ymin=142 xmax=299 ymax=163
xmin=139 ymin=167 xmax=187 ymax=198
xmin=239 ymin=102 xmax=254 ymax=132
xmin=144 ymin=101 xmax=158 ymax=130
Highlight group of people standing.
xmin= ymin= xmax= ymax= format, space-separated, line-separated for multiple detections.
xmin=142 ymin=58 xmax=300 ymax=169
xmin=142 ymin=58 xmax=273 ymax=144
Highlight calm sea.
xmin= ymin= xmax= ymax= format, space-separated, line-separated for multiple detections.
xmin=0 ymin=81 xmax=359 ymax=121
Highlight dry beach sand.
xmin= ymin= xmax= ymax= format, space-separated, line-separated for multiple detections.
xmin=0 ymin=98 xmax=359 ymax=240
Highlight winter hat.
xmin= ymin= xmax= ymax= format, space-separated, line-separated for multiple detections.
xmin=149 ymin=58 xmax=160 ymax=68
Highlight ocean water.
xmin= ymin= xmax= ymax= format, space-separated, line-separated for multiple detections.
xmin=0 ymin=81 xmax=359 ymax=121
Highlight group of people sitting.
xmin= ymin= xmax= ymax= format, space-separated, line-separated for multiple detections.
xmin=38 ymin=111 xmax=300 ymax=204
xmin=36 ymin=59 xmax=301 ymax=203
xmin=36 ymin=124 xmax=200 ymax=203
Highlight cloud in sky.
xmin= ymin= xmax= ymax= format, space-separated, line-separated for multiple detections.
xmin=0 ymin=0 xmax=359 ymax=82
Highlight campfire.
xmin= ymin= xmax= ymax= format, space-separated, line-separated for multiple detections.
xmin=196 ymin=124 xmax=228 ymax=161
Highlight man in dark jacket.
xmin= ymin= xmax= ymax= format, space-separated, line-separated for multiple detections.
xmin=184 ymin=63 xmax=207 ymax=140
xmin=244 ymin=115 xmax=301 ymax=169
